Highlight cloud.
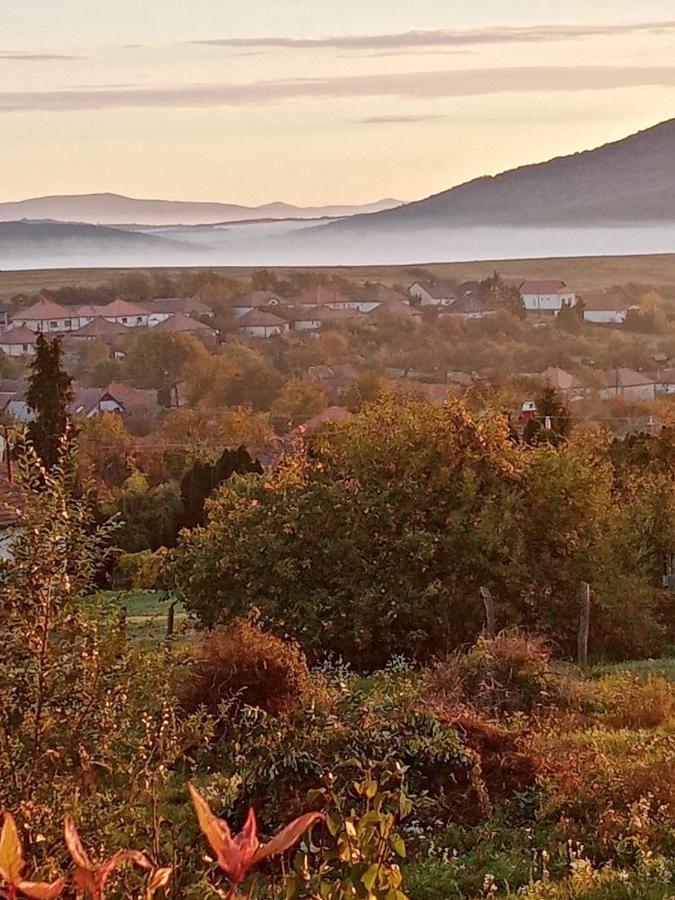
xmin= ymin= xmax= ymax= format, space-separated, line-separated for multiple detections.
xmin=189 ymin=21 xmax=675 ymax=53
xmin=0 ymin=52 xmax=88 ymax=61
xmin=2 ymin=66 xmax=675 ymax=113
xmin=359 ymin=114 xmax=448 ymax=124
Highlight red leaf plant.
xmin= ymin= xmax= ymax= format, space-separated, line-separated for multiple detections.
xmin=189 ymin=783 xmax=324 ymax=893
xmin=64 ymin=816 xmax=152 ymax=900
xmin=0 ymin=813 xmax=65 ymax=900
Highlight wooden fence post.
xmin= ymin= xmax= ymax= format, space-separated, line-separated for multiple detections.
xmin=479 ymin=586 xmax=496 ymax=637
xmin=578 ymin=582 xmax=591 ymax=669
xmin=166 ymin=600 xmax=177 ymax=638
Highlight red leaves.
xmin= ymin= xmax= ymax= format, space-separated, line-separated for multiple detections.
xmin=0 ymin=814 xmax=65 ymax=900
xmin=2 ymin=786 xmax=321 ymax=897
xmin=189 ymin=783 xmax=324 ymax=886
xmin=64 ymin=817 xmax=153 ymax=900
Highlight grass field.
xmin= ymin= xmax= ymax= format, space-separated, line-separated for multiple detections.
xmin=4 ymin=252 xmax=675 ymax=297
xmin=94 ymin=590 xmax=189 ymax=641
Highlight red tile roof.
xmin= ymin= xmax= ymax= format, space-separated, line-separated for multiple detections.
xmin=71 ymin=317 xmax=132 ymax=338
xmin=153 ymin=312 xmax=215 ymax=334
xmin=583 ymin=291 xmax=632 ymax=312
xmin=297 ymin=406 xmax=353 ymax=434
xmin=294 ymin=286 xmax=350 ymax=306
xmin=237 ymin=309 xmax=286 ymax=327
xmin=14 ymin=298 xmax=73 ymax=320
xmin=0 ymin=327 xmax=38 ymax=345
xmin=97 ymin=299 xmax=148 ymax=318
xmin=602 ymin=368 xmax=655 ymax=389
xmin=232 ymin=291 xmax=284 ymax=308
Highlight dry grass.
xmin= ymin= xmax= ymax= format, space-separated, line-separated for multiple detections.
xmin=4 ymin=252 xmax=675 ymax=297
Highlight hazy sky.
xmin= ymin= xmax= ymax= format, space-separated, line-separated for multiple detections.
xmin=2 ymin=1 xmax=675 ymax=205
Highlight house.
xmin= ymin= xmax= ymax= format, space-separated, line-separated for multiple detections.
xmin=151 ymin=312 xmax=218 ymax=339
xmin=293 ymin=286 xmax=351 ymax=309
xmin=541 ymin=366 xmax=586 ymax=397
xmin=440 ymin=294 xmax=494 ymax=320
xmin=295 ymin=406 xmax=353 ymax=436
xmin=307 ymin=363 xmax=358 ymax=401
xmin=655 ymin=369 xmax=675 ymax=395
xmin=0 ymin=327 xmax=38 ymax=357
xmin=237 ymin=309 xmax=289 ymax=338
xmin=283 ymin=307 xmax=322 ymax=333
xmin=231 ymin=291 xmax=284 ymax=318
xmin=519 ymin=280 xmax=576 ymax=315
xmin=598 ymin=368 xmax=656 ymax=401
xmin=69 ymin=387 xmax=117 ymax=417
xmin=0 ymin=381 xmax=32 ymax=422
xmin=368 ymin=301 xmax=422 ymax=321
xmin=583 ymin=292 xmax=635 ymax=324
xmin=94 ymin=299 xmax=149 ymax=328
xmin=9 ymin=298 xmax=81 ymax=333
xmin=69 ymin=317 xmax=134 ymax=343
xmin=144 ymin=297 xmax=214 ymax=326
xmin=408 ymin=279 xmax=456 ymax=307
xmin=347 ymin=283 xmax=407 ymax=313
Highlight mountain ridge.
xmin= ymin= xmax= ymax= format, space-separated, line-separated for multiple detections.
xmin=0 ymin=193 xmax=403 ymax=227
xmin=322 ymin=117 xmax=675 ymax=233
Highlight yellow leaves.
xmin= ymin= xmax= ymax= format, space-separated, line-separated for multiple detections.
xmin=0 ymin=812 xmax=23 ymax=885
xmin=145 ymin=867 xmax=173 ymax=899
xmin=0 ymin=814 xmax=65 ymax=900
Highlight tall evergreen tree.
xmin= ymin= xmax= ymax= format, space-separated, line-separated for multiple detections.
xmin=26 ymin=334 xmax=74 ymax=468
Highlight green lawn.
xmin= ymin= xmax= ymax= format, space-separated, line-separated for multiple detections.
xmin=92 ymin=589 xmax=190 ymax=642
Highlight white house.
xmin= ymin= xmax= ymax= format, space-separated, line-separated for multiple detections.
xmin=284 ymin=307 xmax=321 ymax=333
xmin=9 ymin=298 xmax=81 ymax=333
xmin=237 ymin=309 xmax=289 ymax=338
xmin=656 ymin=369 xmax=675 ymax=395
xmin=93 ymin=299 xmax=149 ymax=328
xmin=519 ymin=280 xmax=576 ymax=315
xmin=144 ymin=297 xmax=214 ymax=326
xmin=599 ymin=368 xmax=656 ymax=402
xmin=583 ymin=292 xmax=634 ymax=325
xmin=346 ymin=283 xmax=406 ymax=313
xmin=408 ymin=279 xmax=456 ymax=307
xmin=0 ymin=327 xmax=38 ymax=357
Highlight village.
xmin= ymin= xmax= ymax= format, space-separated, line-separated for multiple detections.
xmin=0 ymin=272 xmax=670 ymax=441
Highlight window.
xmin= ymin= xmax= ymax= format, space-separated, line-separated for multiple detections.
xmin=122 ymin=317 xmax=128 ymax=324
xmin=49 ymin=321 xmax=58 ymax=329
xmin=136 ymin=317 xmax=142 ymax=324
xmin=23 ymin=345 xmax=28 ymax=353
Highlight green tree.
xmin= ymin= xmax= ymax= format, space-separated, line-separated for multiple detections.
xmin=269 ymin=380 xmax=326 ymax=432
xmin=523 ymin=383 xmax=571 ymax=446
xmin=180 ymin=446 xmax=263 ymax=529
xmin=26 ymin=334 xmax=74 ymax=469
xmin=124 ymin=331 xmax=208 ymax=390
xmin=342 ymin=371 xmax=390 ymax=412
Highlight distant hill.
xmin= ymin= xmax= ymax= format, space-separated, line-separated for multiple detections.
xmin=0 ymin=193 xmax=402 ymax=227
xmin=0 ymin=221 xmax=205 ymax=269
xmin=325 ymin=118 xmax=675 ymax=233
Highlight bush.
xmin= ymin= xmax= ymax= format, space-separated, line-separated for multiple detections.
xmin=114 ymin=547 xmax=171 ymax=590
xmin=179 ymin=618 xmax=310 ymax=717
xmin=427 ymin=630 xmax=563 ymax=715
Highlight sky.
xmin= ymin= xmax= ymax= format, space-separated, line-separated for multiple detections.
xmin=2 ymin=1 xmax=675 ymax=206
